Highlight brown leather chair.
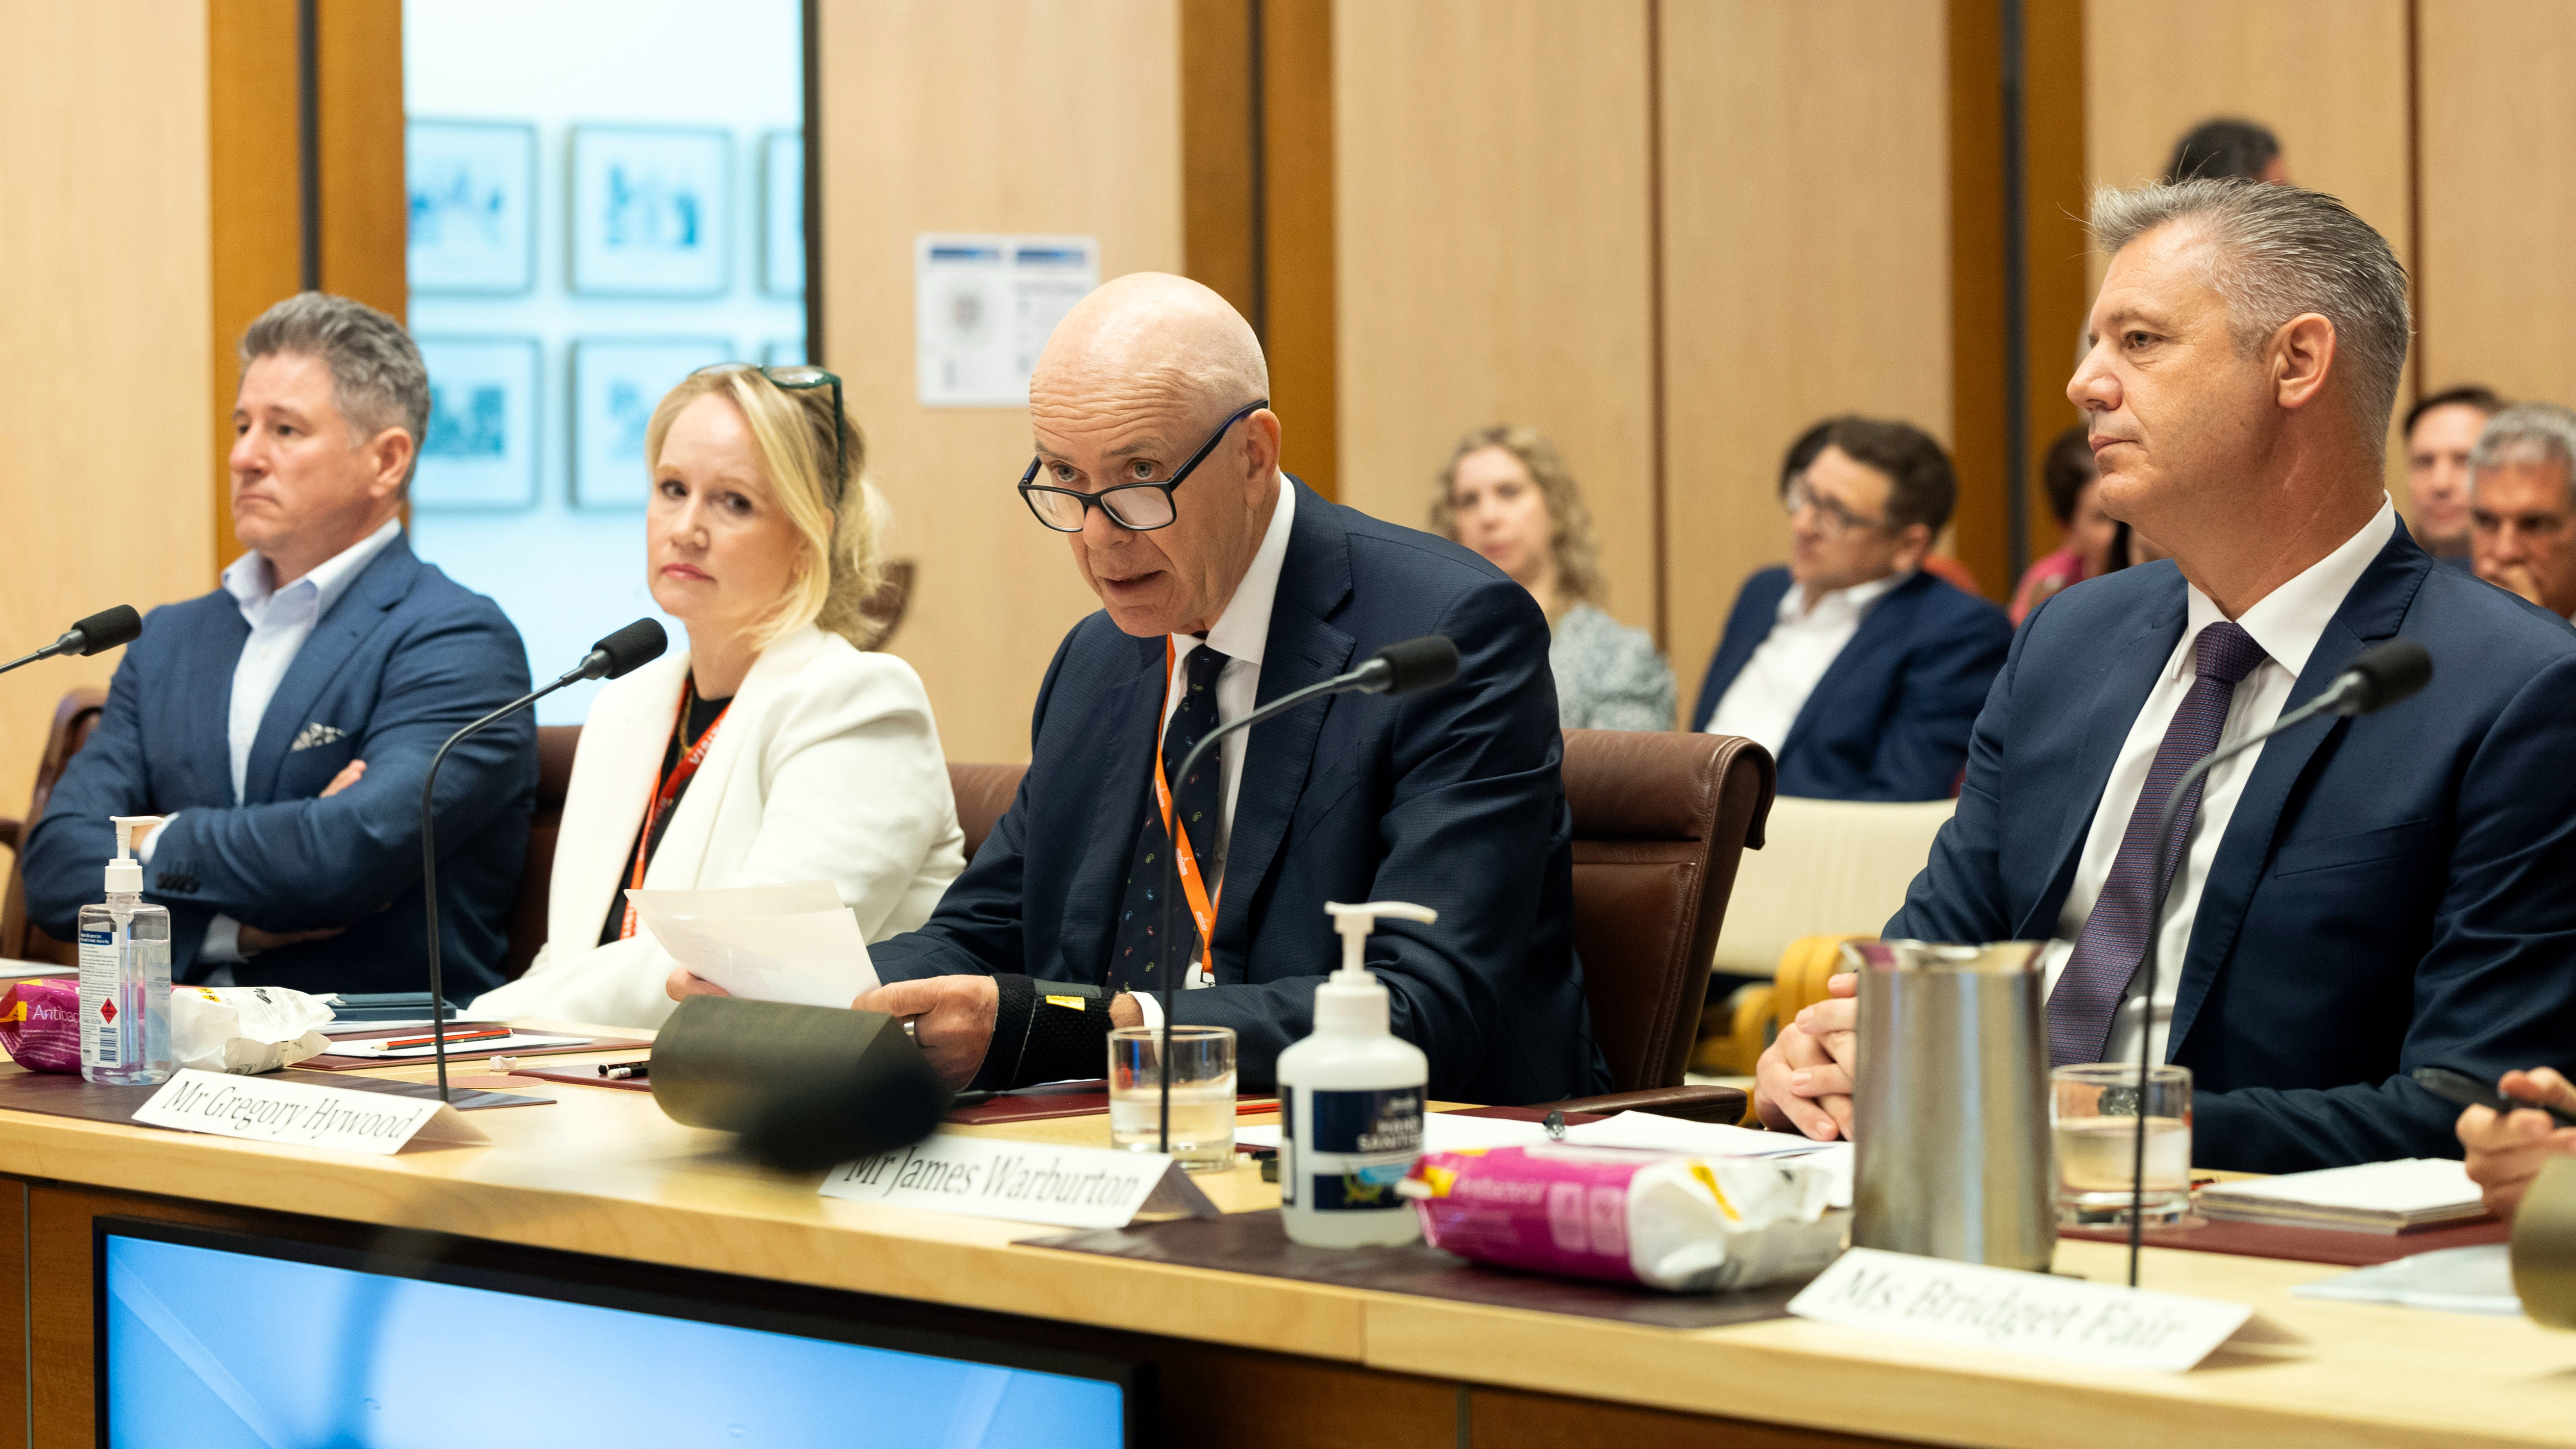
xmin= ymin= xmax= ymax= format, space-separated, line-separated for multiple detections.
xmin=499 ymin=725 xmax=584 ymax=979
xmin=948 ymin=762 xmax=1027 ymax=861
xmin=1539 ymin=728 xmax=1775 ymax=1123
xmin=0 ymin=688 xmax=111 ymax=964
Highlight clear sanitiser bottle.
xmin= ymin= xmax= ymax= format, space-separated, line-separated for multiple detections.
xmin=1277 ymin=900 xmax=1436 ymax=1248
xmin=79 ymin=815 xmax=171 ymax=1085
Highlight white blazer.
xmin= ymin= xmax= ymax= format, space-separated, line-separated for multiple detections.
xmin=470 ymin=625 xmax=966 ymax=1028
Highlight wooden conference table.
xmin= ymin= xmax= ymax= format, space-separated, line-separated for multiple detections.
xmin=2 ymin=1024 xmax=2574 ymax=1448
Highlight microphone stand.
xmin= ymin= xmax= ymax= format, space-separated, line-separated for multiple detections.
xmin=2121 ymin=678 xmax=2358 ymax=1285
xmin=1153 ymin=664 xmax=1405 ymax=1151
xmin=417 ymin=672 xmax=594 ymax=1101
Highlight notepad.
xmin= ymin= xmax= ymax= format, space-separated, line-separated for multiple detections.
xmin=2197 ymin=1158 xmax=2489 ymax=1234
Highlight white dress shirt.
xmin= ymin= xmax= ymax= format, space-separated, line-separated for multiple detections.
xmin=149 ymin=518 xmax=404 ymax=971
xmin=1704 ymin=571 xmax=1907 ymax=753
xmin=2041 ymin=498 xmax=2397 ymax=1064
xmin=1138 ymin=475 xmax=1294 ymax=1016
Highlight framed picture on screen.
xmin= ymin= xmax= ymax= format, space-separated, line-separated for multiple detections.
xmin=570 ymin=338 xmax=732 ymax=508
xmin=414 ymin=336 xmax=542 ymax=510
xmin=569 ymin=125 xmax=731 ymax=297
xmin=761 ymin=129 xmax=805 ymax=298
xmin=406 ymin=120 xmax=537 ymax=295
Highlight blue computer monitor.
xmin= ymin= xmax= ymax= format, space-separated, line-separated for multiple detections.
xmin=97 ymin=1218 xmax=1138 ymax=1448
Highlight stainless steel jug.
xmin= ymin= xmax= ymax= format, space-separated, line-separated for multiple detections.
xmin=1847 ymin=939 xmax=2054 ymax=1271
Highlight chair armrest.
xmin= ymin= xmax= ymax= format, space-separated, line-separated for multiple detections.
xmin=1539 ymin=1084 xmax=1748 ymax=1124
xmin=0 ymin=817 xmax=19 ymax=852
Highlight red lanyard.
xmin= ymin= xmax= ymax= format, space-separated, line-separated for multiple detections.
xmin=1153 ymin=638 xmax=1221 ymax=986
xmin=618 ymin=683 xmax=729 ymax=940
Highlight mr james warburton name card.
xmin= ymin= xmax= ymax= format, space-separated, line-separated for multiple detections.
xmin=818 ymin=1132 xmax=1217 ymax=1229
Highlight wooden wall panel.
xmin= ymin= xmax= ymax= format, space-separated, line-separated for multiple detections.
xmin=315 ymin=0 xmax=409 ymax=319
xmin=2418 ymin=0 xmax=2576 ymax=413
xmin=206 ymin=0 xmax=304 ymax=584
xmin=1 ymin=1180 xmax=20 ymax=1449
xmin=1659 ymin=0 xmax=1954 ymax=710
xmin=817 ymin=0 xmax=1184 ymax=765
xmin=0 ymin=1 xmax=216 ymax=872
xmin=1262 ymin=0 xmax=1338 ymax=502
xmin=1333 ymin=0 xmax=1660 ymax=639
xmin=2081 ymin=0 xmax=2415 ymax=510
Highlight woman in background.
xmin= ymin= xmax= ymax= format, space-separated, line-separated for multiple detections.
xmin=1434 ymin=425 xmax=1676 ymax=730
xmin=472 ymin=364 xmax=965 ymax=1028
xmin=2007 ymin=425 xmax=2120 ymax=624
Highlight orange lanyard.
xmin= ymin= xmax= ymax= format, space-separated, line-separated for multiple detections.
xmin=618 ymin=684 xmax=729 ymax=940
xmin=1154 ymin=638 xmax=1221 ymax=986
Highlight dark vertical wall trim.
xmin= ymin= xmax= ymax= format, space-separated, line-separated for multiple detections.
xmin=1999 ymin=0 xmax=2029 ymax=583
xmin=296 ymin=0 xmax=322 ymax=292
xmin=802 ymin=0 xmax=824 ymax=364
xmin=1246 ymin=0 xmax=1268 ymax=343
xmin=1646 ymin=0 xmax=1668 ymax=649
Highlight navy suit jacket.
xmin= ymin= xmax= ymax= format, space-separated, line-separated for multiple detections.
xmin=871 ymin=480 xmax=1611 ymax=1104
xmin=26 ymin=535 xmax=537 ymax=998
xmin=1888 ymin=523 xmax=2576 ymax=1171
xmin=1690 ymin=568 xmax=2010 ymax=801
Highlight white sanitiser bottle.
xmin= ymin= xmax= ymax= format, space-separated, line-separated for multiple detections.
xmin=79 ymin=815 xmax=172 ymax=1085
xmin=1277 ymin=900 xmax=1436 ymax=1247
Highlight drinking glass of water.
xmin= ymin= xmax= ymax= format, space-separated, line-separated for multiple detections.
xmin=1108 ymin=1025 xmax=1237 ymax=1172
xmin=2050 ymin=1063 xmax=2193 ymax=1225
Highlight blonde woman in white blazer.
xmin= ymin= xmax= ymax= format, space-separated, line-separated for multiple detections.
xmin=471 ymin=364 xmax=964 ymax=1028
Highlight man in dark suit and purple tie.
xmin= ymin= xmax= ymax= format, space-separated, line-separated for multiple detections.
xmin=1755 ymin=179 xmax=2576 ymax=1173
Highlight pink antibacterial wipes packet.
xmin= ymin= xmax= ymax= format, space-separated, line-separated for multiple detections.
xmin=0 ymin=978 xmax=82 ymax=1074
xmin=1401 ymin=1146 xmax=1847 ymax=1292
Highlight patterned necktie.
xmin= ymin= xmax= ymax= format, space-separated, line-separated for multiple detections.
xmin=1104 ymin=643 xmax=1230 ymax=996
xmin=2046 ymin=621 xmax=2270 ymax=1068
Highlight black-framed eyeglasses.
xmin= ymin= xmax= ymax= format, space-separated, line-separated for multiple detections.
xmin=693 ymin=362 xmax=846 ymax=500
xmin=1017 ymin=399 xmax=1268 ymax=533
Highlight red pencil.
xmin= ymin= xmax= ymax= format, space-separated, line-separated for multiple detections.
xmin=380 ymin=1027 xmax=514 ymax=1050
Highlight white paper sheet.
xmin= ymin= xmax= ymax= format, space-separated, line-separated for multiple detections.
xmin=625 ymin=882 xmax=879 ymax=1008
xmin=2288 ymin=1244 xmax=2523 ymax=1316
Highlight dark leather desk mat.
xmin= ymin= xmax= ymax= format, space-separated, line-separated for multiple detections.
xmin=0 ymin=1064 xmax=550 ymax=1122
xmin=1030 ymin=1208 xmax=1802 ymax=1330
xmin=2059 ymin=1214 xmax=2510 ymax=1266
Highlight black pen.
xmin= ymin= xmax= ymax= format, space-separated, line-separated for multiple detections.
xmin=2413 ymin=1066 xmax=2576 ymax=1128
xmin=599 ymin=1062 xmax=649 ymax=1081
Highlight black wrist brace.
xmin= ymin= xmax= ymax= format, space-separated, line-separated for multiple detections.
xmin=970 ymin=976 xmax=1114 ymax=1091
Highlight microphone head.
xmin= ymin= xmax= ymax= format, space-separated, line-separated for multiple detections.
xmin=65 ymin=605 xmax=141 ymax=656
xmin=586 ymin=618 xmax=669 ymax=680
xmin=1369 ymin=635 xmax=1460 ymax=697
xmin=2342 ymin=638 xmax=2431 ymax=715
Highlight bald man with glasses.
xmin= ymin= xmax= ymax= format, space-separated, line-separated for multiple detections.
xmin=1689 ymin=415 xmax=2011 ymax=801
xmin=674 ymin=273 xmax=1610 ymax=1104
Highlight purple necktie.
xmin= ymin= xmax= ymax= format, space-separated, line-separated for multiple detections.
xmin=2047 ymin=620 xmax=2270 ymax=1068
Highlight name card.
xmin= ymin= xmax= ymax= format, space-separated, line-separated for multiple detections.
xmin=1785 ymin=1247 xmax=2254 ymax=1374
xmin=132 ymin=1069 xmax=490 ymax=1155
xmin=818 ymin=1132 xmax=1218 ymax=1229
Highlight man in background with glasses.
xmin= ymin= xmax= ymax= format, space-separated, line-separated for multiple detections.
xmin=810 ymin=271 xmax=1609 ymax=1103
xmin=1688 ymin=415 xmax=2010 ymax=801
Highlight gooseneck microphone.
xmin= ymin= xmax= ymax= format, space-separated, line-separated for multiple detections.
xmin=1150 ymin=634 xmax=1461 ymax=1150
xmin=0 ymin=605 xmax=143 ymax=676
xmin=418 ymin=619 xmax=667 ymax=1099
xmin=2119 ymin=636 xmax=2431 ymax=1284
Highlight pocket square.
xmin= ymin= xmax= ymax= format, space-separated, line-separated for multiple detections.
xmin=289 ymin=723 xmax=347 ymax=752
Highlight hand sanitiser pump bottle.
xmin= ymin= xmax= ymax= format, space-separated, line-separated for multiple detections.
xmin=1278 ymin=901 xmax=1435 ymax=1247
xmin=80 ymin=816 xmax=171 ymax=1085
